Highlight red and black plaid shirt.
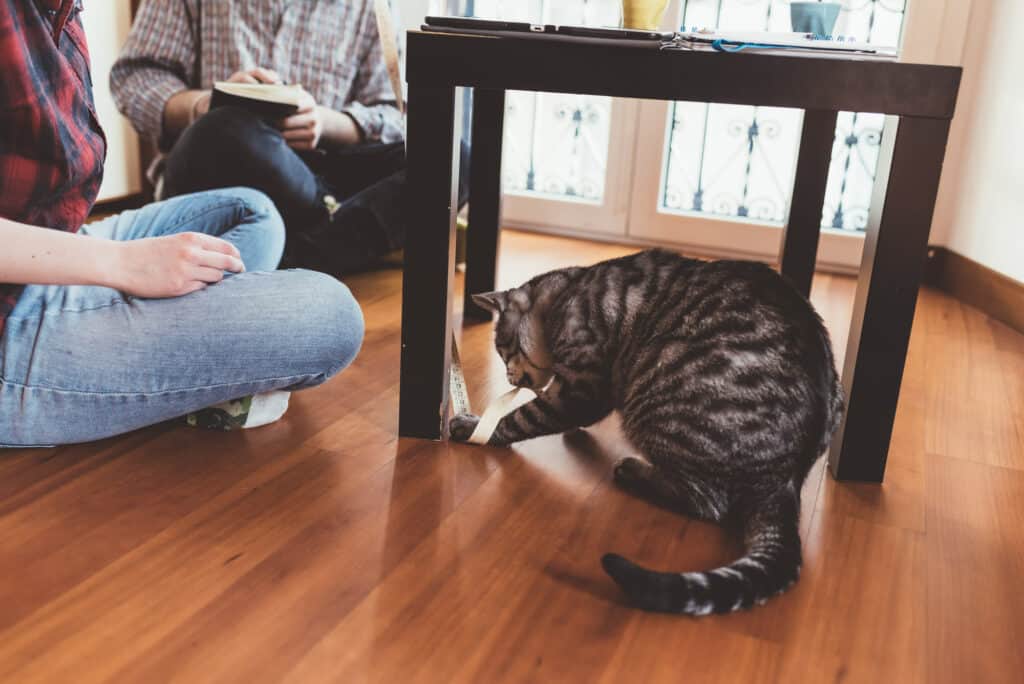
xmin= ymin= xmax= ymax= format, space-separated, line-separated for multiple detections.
xmin=0 ymin=0 xmax=106 ymax=337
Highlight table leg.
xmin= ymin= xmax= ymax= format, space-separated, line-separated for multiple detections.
xmin=780 ymin=109 xmax=837 ymax=298
xmin=829 ymin=115 xmax=952 ymax=482
xmin=398 ymin=84 xmax=463 ymax=440
xmin=464 ymin=89 xmax=506 ymax=321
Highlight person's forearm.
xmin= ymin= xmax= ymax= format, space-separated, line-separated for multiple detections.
xmin=163 ymin=89 xmax=211 ymax=141
xmin=320 ymin=108 xmax=364 ymax=147
xmin=0 ymin=218 xmax=122 ymax=288
xmin=111 ymin=61 xmax=192 ymax=143
xmin=337 ymin=102 xmax=404 ymax=145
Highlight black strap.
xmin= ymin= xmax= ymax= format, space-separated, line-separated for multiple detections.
xmin=183 ymin=0 xmax=202 ymax=86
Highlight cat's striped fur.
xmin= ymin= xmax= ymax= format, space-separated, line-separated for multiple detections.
xmin=451 ymin=249 xmax=844 ymax=615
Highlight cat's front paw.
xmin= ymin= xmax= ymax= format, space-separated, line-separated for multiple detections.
xmin=613 ymin=457 xmax=652 ymax=489
xmin=449 ymin=413 xmax=481 ymax=442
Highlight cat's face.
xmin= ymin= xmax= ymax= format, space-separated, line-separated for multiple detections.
xmin=472 ymin=288 xmax=554 ymax=390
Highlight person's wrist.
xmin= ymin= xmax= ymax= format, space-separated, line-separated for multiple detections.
xmin=93 ymin=239 xmax=130 ymax=291
xmin=318 ymin=106 xmax=339 ymax=145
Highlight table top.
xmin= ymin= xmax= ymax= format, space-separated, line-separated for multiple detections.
xmin=405 ymin=30 xmax=962 ymax=119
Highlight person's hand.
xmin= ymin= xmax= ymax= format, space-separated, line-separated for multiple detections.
xmin=278 ymin=92 xmax=324 ymax=151
xmin=111 ymin=232 xmax=245 ymax=299
xmin=225 ymin=67 xmax=282 ymax=85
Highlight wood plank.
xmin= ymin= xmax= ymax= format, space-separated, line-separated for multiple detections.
xmin=925 ymin=246 xmax=1024 ymax=336
xmin=925 ymin=454 xmax=1024 ymax=683
xmin=919 ymin=288 xmax=1024 ymax=471
xmin=109 ymin=443 xmax=500 ymax=683
xmin=775 ymin=507 xmax=926 ymax=683
xmin=283 ymin=437 xmax=612 ymax=682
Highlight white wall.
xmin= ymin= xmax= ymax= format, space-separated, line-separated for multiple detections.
xmin=919 ymin=0 xmax=1024 ymax=284
xmin=936 ymin=0 xmax=1023 ymax=283
xmin=398 ymin=0 xmax=432 ymax=32
xmin=81 ymin=1 xmax=142 ymax=202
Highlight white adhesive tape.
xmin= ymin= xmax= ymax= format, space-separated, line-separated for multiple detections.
xmin=467 ymin=387 xmax=536 ymax=444
xmin=449 ymin=332 xmax=536 ymax=445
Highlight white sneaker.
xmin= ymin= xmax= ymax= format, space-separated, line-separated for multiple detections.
xmin=185 ymin=391 xmax=291 ymax=431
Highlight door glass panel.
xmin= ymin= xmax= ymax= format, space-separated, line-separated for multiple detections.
xmin=457 ymin=0 xmax=622 ymax=203
xmin=663 ymin=103 xmax=801 ymax=222
xmin=501 ymin=91 xmax=612 ymax=202
xmin=664 ymin=0 xmax=908 ymax=230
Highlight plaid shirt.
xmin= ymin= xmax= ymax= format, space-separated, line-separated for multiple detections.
xmin=111 ymin=0 xmax=404 ymax=148
xmin=0 ymin=0 xmax=107 ymax=338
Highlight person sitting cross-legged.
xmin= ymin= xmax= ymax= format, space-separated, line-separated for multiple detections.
xmin=0 ymin=0 xmax=364 ymax=446
xmin=111 ymin=0 xmax=469 ymax=276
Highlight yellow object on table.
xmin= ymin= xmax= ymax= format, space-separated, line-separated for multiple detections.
xmin=621 ymin=0 xmax=670 ymax=30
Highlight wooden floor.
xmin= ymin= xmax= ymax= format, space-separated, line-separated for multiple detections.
xmin=1 ymin=231 xmax=1022 ymax=683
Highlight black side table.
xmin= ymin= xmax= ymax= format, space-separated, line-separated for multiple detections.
xmin=398 ymin=30 xmax=961 ymax=483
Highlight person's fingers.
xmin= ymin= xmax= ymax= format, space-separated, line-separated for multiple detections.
xmin=282 ymin=128 xmax=316 ymax=142
xmin=180 ymin=280 xmax=208 ymax=296
xmin=280 ymin=112 xmax=316 ymax=130
xmin=196 ymin=249 xmax=245 ymax=273
xmin=190 ymin=265 xmax=227 ymax=284
xmin=189 ymin=233 xmax=242 ymax=259
xmin=252 ymin=67 xmax=281 ymax=84
xmin=287 ymin=140 xmax=316 ymax=152
xmin=228 ymin=71 xmax=258 ymax=84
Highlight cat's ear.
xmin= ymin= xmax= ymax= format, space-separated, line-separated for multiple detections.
xmin=472 ymin=291 xmax=508 ymax=314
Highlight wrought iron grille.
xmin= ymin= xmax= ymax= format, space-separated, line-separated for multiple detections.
xmin=666 ymin=0 xmax=907 ymax=230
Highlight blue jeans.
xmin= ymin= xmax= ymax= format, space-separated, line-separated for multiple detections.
xmin=0 ymin=188 xmax=364 ymax=447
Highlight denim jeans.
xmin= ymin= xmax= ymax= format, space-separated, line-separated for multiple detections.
xmin=0 ymin=188 xmax=364 ymax=447
xmin=162 ymin=106 xmax=471 ymax=274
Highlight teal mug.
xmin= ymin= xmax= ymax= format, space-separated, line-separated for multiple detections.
xmin=790 ymin=2 xmax=841 ymax=35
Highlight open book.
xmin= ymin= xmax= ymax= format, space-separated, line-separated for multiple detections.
xmin=209 ymin=82 xmax=309 ymax=119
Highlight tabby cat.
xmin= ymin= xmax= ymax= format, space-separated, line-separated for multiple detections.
xmin=450 ymin=249 xmax=844 ymax=615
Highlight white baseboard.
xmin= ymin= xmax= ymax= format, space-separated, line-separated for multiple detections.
xmin=502 ymin=222 xmax=862 ymax=277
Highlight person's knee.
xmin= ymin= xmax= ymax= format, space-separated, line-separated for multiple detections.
xmin=212 ymin=187 xmax=286 ymax=270
xmin=288 ymin=270 xmax=365 ymax=379
xmin=231 ymin=186 xmax=285 ymax=236
xmin=185 ymin=106 xmax=270 ymax=152
xmin=165 ymin=107 xmax=277 ymax=188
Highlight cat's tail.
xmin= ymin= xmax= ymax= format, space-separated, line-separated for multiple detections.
xmin=601 ymin=482 xmax=802 ymax=616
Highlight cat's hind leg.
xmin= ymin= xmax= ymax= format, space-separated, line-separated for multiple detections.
xmin=613 ymin=457 xmax=724 ymax=522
